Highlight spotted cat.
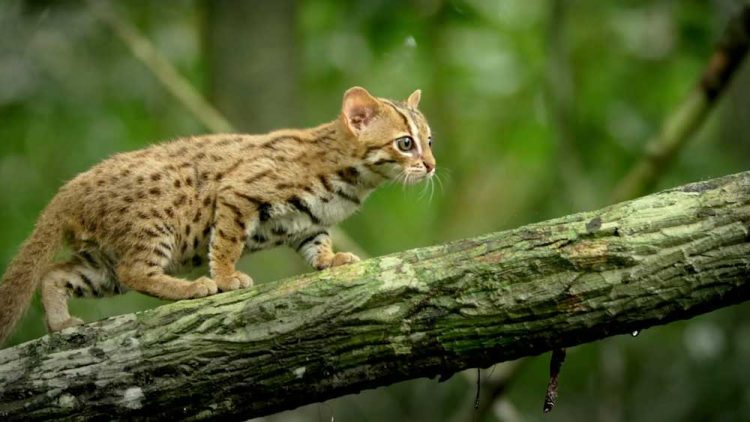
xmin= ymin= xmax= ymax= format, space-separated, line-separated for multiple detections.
xmin=0 ymin=87 xmax=435 ymax=344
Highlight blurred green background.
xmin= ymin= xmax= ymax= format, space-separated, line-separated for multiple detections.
xmin=1 ymin=0 xmax=749 ymax=421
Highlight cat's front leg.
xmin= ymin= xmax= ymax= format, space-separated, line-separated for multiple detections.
xmin=295 ymin=230 xmax=360 ymax=270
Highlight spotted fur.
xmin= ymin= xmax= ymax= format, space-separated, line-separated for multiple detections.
xmin=0 ymin=87 xmax=435 ymax=343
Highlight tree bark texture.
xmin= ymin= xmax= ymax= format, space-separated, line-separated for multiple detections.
xmin=1 ymin=171 xmax=749 ymax=421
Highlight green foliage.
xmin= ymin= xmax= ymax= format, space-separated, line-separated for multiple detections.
xmin=0 ymin=0 xmax=748 ymax=420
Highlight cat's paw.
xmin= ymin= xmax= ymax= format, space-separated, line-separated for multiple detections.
xmin=190 ymin=277 xmax=219 ymax=298
xmin=48 ymin=317 xmax=84 ymax=332
xmin=330 ymin=252 xmax=361 ymax=267
xmin=214 ymin=271 xmax=254 ymax=292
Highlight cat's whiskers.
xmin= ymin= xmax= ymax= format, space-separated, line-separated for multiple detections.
xmin=428 ymin=175 xmax=436 ymax=202
xmin=435 ymin=167 xmax=453 ymax=184
xmin=433 ymin=173 xmax=445 ymax=195
xmin=407 ymin=172 xmax=418 ymax=188
xmin=404 ymin=172 xmax=414 ymax=190
xmin=418 ymin=178 xmax=430 ymax=201
xmin=396 ymin=169 xmax=408 ymax=190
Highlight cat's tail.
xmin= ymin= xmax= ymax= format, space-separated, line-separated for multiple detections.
xmin=0 ymin=200 xmax=66 ymax=346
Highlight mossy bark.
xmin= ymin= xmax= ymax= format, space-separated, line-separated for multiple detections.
xmin=1 ymin=171 xmax=749 ymax=421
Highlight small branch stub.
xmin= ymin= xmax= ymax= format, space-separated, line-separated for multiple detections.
xmin=473 ymin=368 xmax=481 ymax=410
xmin=543 ymin=348 xmax=567 ymax=413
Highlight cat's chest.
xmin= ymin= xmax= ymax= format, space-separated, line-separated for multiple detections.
xmin=244 ymin=193 xmax=362 ymax=251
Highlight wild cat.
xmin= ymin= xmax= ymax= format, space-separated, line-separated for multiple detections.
xmin=0 ymin=87 xmax=436 ymax=345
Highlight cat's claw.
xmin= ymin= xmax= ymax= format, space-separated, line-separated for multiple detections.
xmin=190 ymin=277 xmax=219 ymax=297
xmin=330 ymin=252 xmax=361 ymax=267
xmin=215 ymin=271 xmax=254 ymax=292
xmin=48 ymin=316 xmax=84 ymax=332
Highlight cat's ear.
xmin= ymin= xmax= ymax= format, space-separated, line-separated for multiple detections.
xmin=342 ymin=86 xmax=380 ymax=135
xmin=407 ymin=89 xmax=421 ymax=108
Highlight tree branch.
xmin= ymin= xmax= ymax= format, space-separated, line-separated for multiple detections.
xmin=2 ymin=171 xmax=750 ymax=420
xmin=611 ymin=4 xmax=750 ymax=203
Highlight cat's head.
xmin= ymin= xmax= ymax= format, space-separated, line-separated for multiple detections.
xmin=340 ymin=87 xmax=435 ymax=185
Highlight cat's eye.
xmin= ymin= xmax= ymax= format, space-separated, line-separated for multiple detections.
xmin=428 ymin=136 xmax=433 ymax=147
xmin=395 ymin=136 xmax=414 ymax=152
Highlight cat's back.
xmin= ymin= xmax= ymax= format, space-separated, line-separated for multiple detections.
xmin=52 ymin=134 xmax=263 ymax=244
xmin=60 ymin=133 xmax=262 ymax=195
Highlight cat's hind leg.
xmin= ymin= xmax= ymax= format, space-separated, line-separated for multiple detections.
xmin=41 ymin=257 xmax=114 ymax=332
xmin=113 ymin=225 xmax=218 ymax=299
xmin=115 ymin=255 xmax=217 ymax=300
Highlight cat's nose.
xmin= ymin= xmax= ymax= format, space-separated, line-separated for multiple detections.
xmin=423 ymin=161 xmax=435 ymax=173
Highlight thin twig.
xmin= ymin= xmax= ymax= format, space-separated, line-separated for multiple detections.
xmin=84 ymin=0 xmax=368 ymax=258
xmin=611 ymin=4 xmax=750 ymax=203
xmin=85 ymin=0 xmax=233 ymax=133
xmin=465 ymin=360 xmax=526 ymax=422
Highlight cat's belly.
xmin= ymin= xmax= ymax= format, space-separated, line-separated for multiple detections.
xmin=242 ymin=193 xmax=361 ymax=252
xmin=244 ymin=212 xmax=327 ymax=252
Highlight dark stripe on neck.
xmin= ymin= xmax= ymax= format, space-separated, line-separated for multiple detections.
xmin=337 ymin=166 xmax=360 ymax=185
xmin=364 ymin=163 xmax=390 ymax=180
xmin=336 ymin=189 xmax=361 ymax=205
